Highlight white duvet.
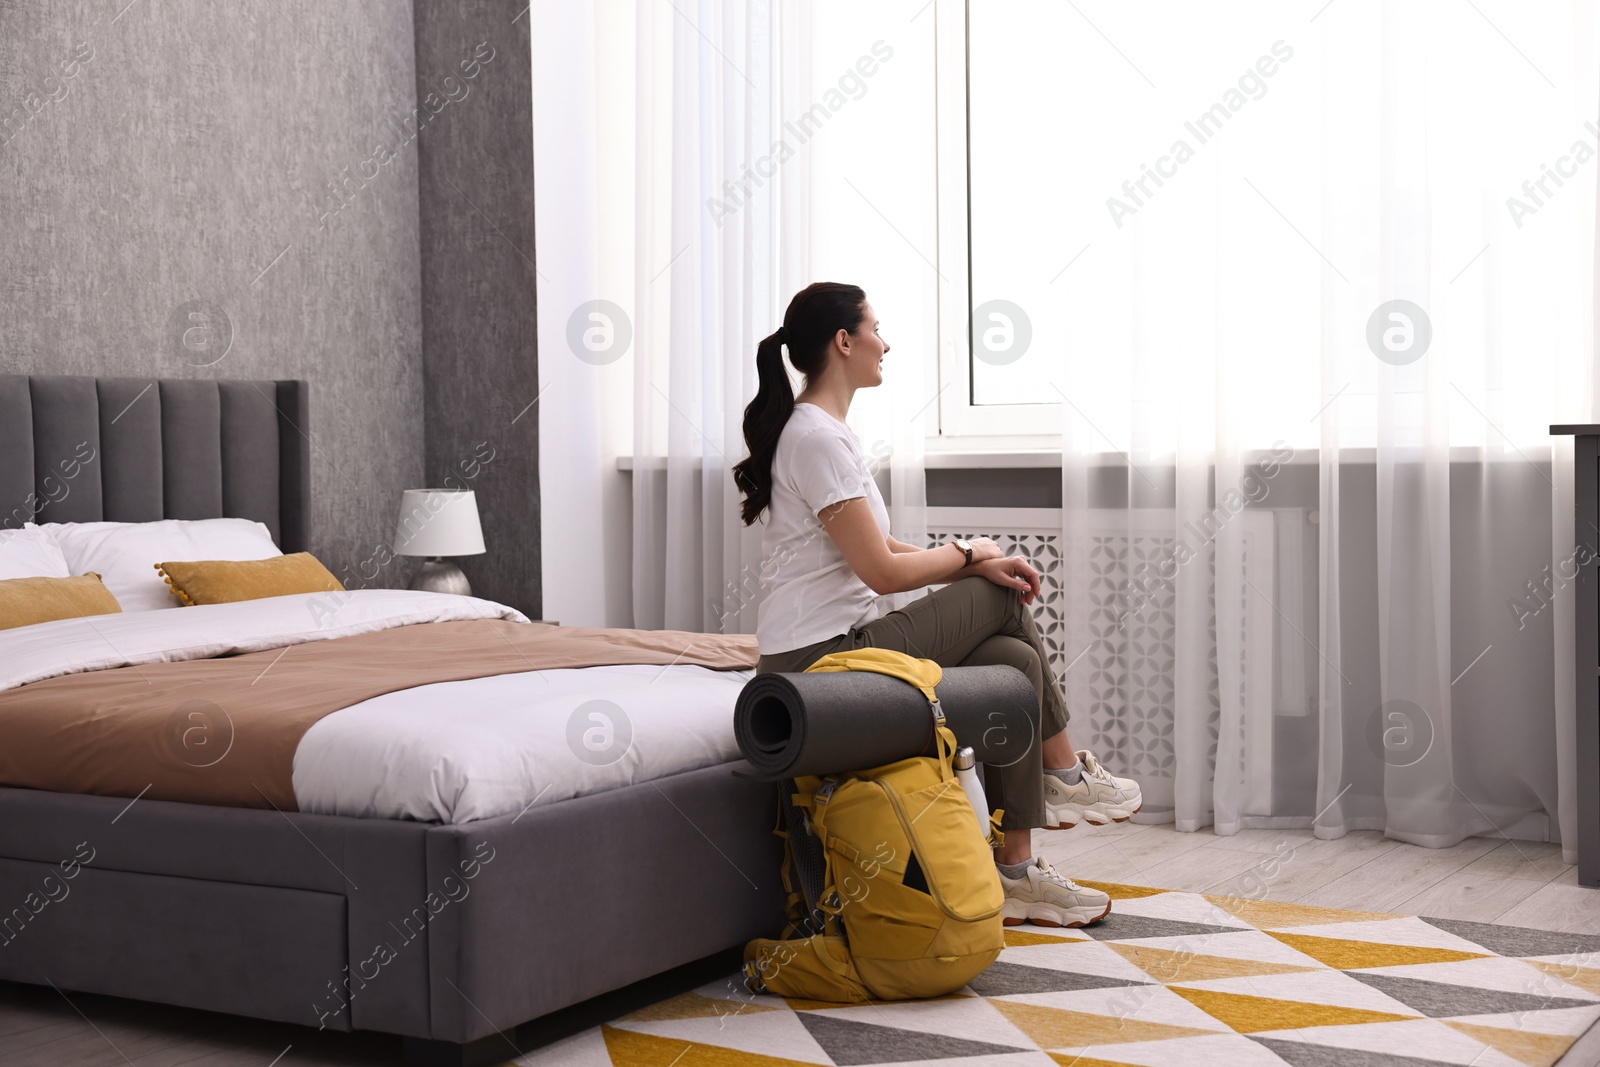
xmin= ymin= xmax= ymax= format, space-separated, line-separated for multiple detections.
xmin=0 ymin=590 xmax=754 ymax=824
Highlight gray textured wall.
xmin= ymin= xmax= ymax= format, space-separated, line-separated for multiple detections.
xmin=413 ymin=0 xmax=541 ymax=618
xmin=0 ymin=0 xmax=425 ymax=587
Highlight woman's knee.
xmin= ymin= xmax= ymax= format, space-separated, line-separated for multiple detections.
xmin=1012 ymin=641 xmax=1043 ymax=686
xmin=955 ymin=575 xmax=1019 ymax=619
xmin=965 ymin=634 xmax=1041 ymax=682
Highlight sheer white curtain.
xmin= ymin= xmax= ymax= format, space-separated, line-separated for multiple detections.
xmin=630 ymin=0 xmax=934 ymax=632
xmin=537 ymin=0 xmax=933 ymax=635
xmin=615 ymin=0 xmax=784 ymax=633
xmin=541 ymin=0 xmax=1600 ymax=855
xmin=1041 ymin=1 xmax=1600 ymax=848
xmin=803 ymin=1 xmax=938 ymax=612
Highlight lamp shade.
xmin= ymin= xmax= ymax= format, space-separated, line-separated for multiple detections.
xmin=393 ymin=489 xmax=485 ymax=557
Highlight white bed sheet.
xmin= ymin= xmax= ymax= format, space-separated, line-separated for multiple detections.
xmin=292 ymin=662 xmax=755 ymax=824
xmin=0 ymin=588 xmax=528 ymax=692
xmin=0 ymin=588 xmax=753 ymax=826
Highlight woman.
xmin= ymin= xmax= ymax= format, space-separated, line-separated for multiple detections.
xmin=733 ymin=282 xmax=1142 ymax=930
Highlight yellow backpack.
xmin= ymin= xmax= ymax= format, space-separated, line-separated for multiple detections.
xmin=743 ymin=648 xmax=1006 ymax=1002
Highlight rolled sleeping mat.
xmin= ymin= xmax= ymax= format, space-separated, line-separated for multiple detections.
xmin=733 ymin=663 xmax=1039 ymax=780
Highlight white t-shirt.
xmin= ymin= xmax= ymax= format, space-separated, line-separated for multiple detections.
xmin=756 ymin=403 xmax=904 ymax=655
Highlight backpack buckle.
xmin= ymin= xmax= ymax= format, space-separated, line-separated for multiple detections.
xmin=742 ymin=958 xmax=768 ymax=994
xmin=815 ymin=779 xmax=839 ymax=804
xmin=928 ymin=698 xmax=946 ymax=728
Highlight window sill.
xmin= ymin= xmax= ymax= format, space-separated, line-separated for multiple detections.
xmin=618 ymin=438 xmax=1066 ymax=471
xmin=616 ymin=441 xmax=1551 ymax=471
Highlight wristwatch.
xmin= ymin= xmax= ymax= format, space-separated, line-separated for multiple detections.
xmin=954 ymin=538 xmax=973 ymax=566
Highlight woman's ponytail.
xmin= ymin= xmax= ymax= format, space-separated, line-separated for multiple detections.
xmin=733 ymin=282 xmax=867 ymax=526
xmin=733 ymin=332 xmax=795 ymax=525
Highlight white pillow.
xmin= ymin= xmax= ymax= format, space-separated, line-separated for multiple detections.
xmin=0 ymin=525 xmax=72 ymax=581
xmin=44 ymin=518 xmax=283 ymax=612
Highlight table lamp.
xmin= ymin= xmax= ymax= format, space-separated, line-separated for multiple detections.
xmin=394 ymin=488 xmax=485 ymax=595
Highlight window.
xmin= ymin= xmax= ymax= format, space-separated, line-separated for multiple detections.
xmin=918 ymin=0 xmax=1589 ymax=451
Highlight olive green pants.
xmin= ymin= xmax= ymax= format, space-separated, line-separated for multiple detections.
xmin=755 ymin=576 xmax=1071 ymax=830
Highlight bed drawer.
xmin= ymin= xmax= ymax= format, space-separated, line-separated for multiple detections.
xmin=0 ymin=858 xmax=349 ymax=1030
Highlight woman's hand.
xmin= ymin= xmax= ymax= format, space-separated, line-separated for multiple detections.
xmin=972 ymin=555 xmax=1041 ymax=606
xmin=969 ymin=537 xmax=1004 ymax=563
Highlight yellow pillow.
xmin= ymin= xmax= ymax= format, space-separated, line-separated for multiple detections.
xmin=0 ymin=573 xmax=122 ymax=630
xmin=156 ymin=553 xmax=345 ymax=606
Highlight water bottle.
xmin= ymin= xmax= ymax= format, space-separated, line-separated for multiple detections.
xmin=952 ymin=746 xmax=993 ymax=846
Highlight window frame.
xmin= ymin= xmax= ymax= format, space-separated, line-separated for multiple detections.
xmin=932 ymin=0 xmax=1062 ymax=444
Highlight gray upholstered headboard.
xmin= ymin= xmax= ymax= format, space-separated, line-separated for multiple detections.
xmin=0 ymin=376 xmax=311 ymax=552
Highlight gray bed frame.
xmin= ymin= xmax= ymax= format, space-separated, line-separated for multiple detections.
xmin=0 ymin=376 xmax=783 ymax=1065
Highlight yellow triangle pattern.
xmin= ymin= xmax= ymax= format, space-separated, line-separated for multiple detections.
xmin=591 ymin=888 xmax=1600 ymax=1067
xmin=1205 ymin=895 xmax=1399 ymax=929
xmin=989 ymin=998 xmax=1221 ymax=1047
xmin=1167 ymin=986 xmax=1417 ymax=1033
xmin=1005 ymin=928 xmax=1087 ymax=946
xmin=1108 ymin=942 xmax=1319 ymax=983
xmin=781 ymin=991 xmax=971 ymax=1012
xmin=602 ymin=1025 xmax=824 ymax=1067
xmin=1046 ymin=1055 xmax=1155 ymax=1067
xmin=1528 ymin=960 xmax=1600 ymax=997
xmin=1077 ymin=880 xmax=1168 ymax=900
xmin=1268 ymin=931 xmax=1488 ymax=970
xmin=1445 ymin=1021 xmax=1576 ymax=1067
xmin=621 ymin=991 xmax=778 ymax=1023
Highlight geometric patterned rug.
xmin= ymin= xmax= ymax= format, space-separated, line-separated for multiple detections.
xmin=547 ymin=882 xmax=1600 ymax=1067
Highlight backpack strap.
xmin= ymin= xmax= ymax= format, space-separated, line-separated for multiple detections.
xmin=783 ymin=776 xmax=847 ymax=939
xmin=771 ymin=797 xmax=808 ymax=932
xmin=808 ymin=928 xmax=859 ymax=981
xmin=775 ymin=778 xmax=820 ymax=929
xmin=932 ymin=722 xmax=958 ymax=782
xmin=987 ymin=809 xmax=1007 ymax=850
xmin=803 ymin=776 xmax=852 ymax=938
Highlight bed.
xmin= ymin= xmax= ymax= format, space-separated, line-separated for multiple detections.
xmin=0 ymin=375 xmax=783 ymax=1065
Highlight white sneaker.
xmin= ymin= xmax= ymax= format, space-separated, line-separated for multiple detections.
xmin=1042 ymin=748 xmax=1142 ymax=829
xmin=998 ymin=856 xmax=1112 ymax=928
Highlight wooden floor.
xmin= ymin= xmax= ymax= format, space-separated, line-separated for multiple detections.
xmin=3 ymin=821 xmax=1598 ymax=1066
xmin=1038 ymin=818 xmax=1599 ymax=932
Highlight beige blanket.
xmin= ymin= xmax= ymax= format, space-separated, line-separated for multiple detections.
xmin=0 ymin=620 xmax=759 ymax=811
